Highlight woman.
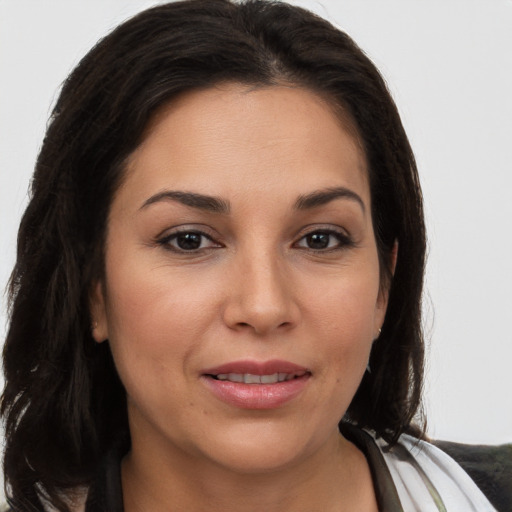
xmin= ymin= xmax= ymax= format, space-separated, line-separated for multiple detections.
xmin=1 ymin=1 xmax=509 ymax=511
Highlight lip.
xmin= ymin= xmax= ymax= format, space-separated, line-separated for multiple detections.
xmin=202 ymin=359 xmax=309 ymax=376
xmin=201 ymin=359 xmax=311 ymax=410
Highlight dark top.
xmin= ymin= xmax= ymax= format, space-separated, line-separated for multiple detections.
xmin=82 ymin=426 xmax=512 ymax=512
xmin=434 ymin=439 xmax=512 ymax=512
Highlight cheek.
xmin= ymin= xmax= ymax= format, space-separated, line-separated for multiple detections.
xmin=301 ymin=266 xmax=380 ymax=391
xmin=306 ymin=269 xmax=380 ymax=339
xmin=102 ymin=273 xmax=211 ymax=428
xmin=102 ymin=251 xmax=219 ymax=381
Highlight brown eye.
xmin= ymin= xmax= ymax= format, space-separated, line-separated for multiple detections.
xmin=295 ymin=229 xmax=352 ymax=251
xmin=175 ymin=232 xmax=203 ymax=250
xmin=158 ymin=230 xmax=221 ymax=252
xmin=305 ymin=232 xmax=331 ymax=249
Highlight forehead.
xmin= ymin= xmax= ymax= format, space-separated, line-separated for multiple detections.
xmin=120 ymin=83 xmax=369 ymax=208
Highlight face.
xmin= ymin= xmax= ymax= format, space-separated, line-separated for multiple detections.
xmin=91 ymin=84 xmax=388 ymax=474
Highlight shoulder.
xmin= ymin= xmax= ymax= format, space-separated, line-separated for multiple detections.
xmin=342 ymin=424 xmax=501 ymax=511
xmin=433 ymin=439 xmax=512 ymax=512
xmin=371 ymin=432 xmax=504 ymax=511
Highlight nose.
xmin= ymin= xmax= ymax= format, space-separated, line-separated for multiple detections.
xmin=222 ymin=248 xmax=300 ymax=336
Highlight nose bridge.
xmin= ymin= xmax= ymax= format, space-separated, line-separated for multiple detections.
xmin=224 ymin=237 xmax=297 ymax=335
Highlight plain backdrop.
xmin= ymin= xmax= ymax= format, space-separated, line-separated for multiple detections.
xmin=1 ymin=2 xmax=511 ymax=494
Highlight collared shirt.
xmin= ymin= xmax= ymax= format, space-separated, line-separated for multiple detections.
xmin=341 ymin=425 xmax=499 ymax=511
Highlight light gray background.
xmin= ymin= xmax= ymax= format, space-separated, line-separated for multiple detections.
xmin=1 ymin=4 xmax=511 ymax=492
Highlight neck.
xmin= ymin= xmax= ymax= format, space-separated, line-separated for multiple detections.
xmin=121 ymin=429 xmax=378 ymax=512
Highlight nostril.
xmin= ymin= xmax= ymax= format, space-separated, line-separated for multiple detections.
xmin=223 ymin=294 xmax=299 ymax=334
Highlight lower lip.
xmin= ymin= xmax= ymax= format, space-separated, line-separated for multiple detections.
xmin=202 ymin=375 xmax=310 ymax=409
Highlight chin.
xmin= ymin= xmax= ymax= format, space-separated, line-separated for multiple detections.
xmin=194 ymin=419 xmax=330 ymax=475
xmin=208 ymin=441 xmax=306 ymax=475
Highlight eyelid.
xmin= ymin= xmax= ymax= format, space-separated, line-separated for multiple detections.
xmin=292 ymin=225 xmax=354 ymax=251
xmin=155 ymin=223 xmax=220 ymax=240
xmin=155 ymin=225 xmax=224 ymax=252
xmin=294 ymin=224 xmax=351 ymax=240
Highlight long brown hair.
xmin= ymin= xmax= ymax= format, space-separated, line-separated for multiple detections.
xmin=2 ymin=1 xmax=426 ymax=509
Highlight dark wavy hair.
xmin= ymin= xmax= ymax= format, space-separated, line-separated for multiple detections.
xmin=1 ymin=0 xmax=426 ymax=509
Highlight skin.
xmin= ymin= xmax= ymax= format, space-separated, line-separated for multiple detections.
xmin=91 ymin=83 xmax=388 ymax=511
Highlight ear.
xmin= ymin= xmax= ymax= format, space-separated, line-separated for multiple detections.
xmin=390 ymin=239 xmax=398 ymax=276
xmin=89 ymin=280 xmax=109 ymax=343
xmin=375 ymin=239 xmax=398 ymax=335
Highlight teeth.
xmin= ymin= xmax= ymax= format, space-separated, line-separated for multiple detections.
xmin=260 ymin=374 xmax=278 ymax=384
xmin=244 ymin=374 xmax=259 ymax=384
xmin=214 ymin=372 xmax=306 ymax=384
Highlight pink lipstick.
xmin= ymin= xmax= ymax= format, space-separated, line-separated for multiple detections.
xmin=201 ymin=360 xmax=311 ymax=409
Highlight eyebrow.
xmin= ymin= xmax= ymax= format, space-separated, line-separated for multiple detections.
xmin=140 ymin=186 xmax=365 ymax=215
xmin=140 ymin=190 xmax=230 ymax=214
xmin=294 ymin=187 xmax=366 ymax=213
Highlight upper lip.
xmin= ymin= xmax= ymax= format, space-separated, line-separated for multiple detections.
xmin=202 ymin=359 xmax=310 ymax=376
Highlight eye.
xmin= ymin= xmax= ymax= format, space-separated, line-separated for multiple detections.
xmin=295 ymin=229 xmax=352 ymax=251
xmin=158 ymin=230 xmax=222 ymax=252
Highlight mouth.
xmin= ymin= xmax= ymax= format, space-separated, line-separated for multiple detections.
xmin=208 ymin=370 xmax=308 ymax=384
xmin=201 ymin=360 xmax=311 ymax=409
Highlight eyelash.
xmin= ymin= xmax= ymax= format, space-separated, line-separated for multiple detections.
xmin=157 ymin=229 xmax=222 ymax=253
xmin=156 ymin=228 xmax=353 ymax=253
xmin=293 ymin=228 xmax=354 ymax=252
